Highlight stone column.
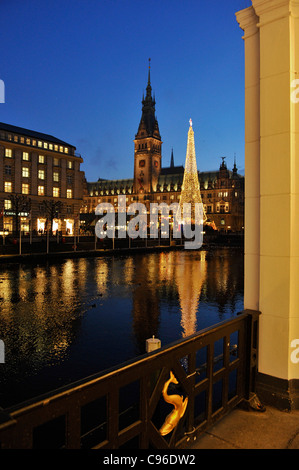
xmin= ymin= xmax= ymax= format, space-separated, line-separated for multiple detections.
xmin=236 ymin=6 xmax=260 ymax=312
xmin=237 ymin=0 xmax=299 ymax=409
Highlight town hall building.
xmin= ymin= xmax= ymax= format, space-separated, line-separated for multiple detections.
xmin=82 ymin=63 xmax=244 ymax=233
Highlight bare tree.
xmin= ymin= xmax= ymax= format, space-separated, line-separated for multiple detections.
xmin=42 ymin=200 xmax=63 ymax=235
xmin=7 ymin=194 xmax=31 ymax=237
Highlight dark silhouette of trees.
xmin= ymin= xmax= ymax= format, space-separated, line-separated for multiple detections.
xmin=7 ymin=194 xmax=31 ymax=237
xmin=42 ymin=200 xmax=63 ymax=235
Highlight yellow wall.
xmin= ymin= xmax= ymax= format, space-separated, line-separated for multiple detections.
xmin=237 ymin=0 xmax=299 ymax=382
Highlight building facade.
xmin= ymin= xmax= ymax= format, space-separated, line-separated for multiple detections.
xmin=82 ymin=66 xmax=244 ymax=233
xmin=0 ymin=122 xmax=85 ymax=236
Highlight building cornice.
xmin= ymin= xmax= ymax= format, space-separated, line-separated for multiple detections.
xmin=252 ymin=0 xmax=299 ymax=21
xmin=235 ymin=6 xmax=259 ymax=38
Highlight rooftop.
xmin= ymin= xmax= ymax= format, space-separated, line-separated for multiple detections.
xmin=0 ymin=122 xmax=75 ymax=148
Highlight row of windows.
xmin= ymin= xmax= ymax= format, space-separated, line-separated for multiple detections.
xmin=136 ymin=143 xmax=161 ymax=150
xmin=4 ymin=165 xmax=73 ymax=184
xmin=3 ymin=181 xmax=73 ymax=198
xmin=203 ymin=191 xmax=238 ymax=198
xmin=1 ymin=132 xmax=71 ymax=154
xmin=4 ymin=149 xmax=74 ymax=168
xmin=3 ymin=200 xmax=75 ymax=215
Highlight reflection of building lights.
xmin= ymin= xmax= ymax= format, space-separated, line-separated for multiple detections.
xmin=96 ymin=261 xmax=108 ymax=295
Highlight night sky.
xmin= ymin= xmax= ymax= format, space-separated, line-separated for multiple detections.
xmin=0 ymin=0 xmax=252 ymax=183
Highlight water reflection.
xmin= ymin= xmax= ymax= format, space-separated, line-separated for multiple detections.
xmin=176 ymin=251 xmax=207 ymax=338
xmin=0 ymin=248 xmax=243 ymax=407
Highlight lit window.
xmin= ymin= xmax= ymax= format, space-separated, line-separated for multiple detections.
xmin=14 ymin=135 xmax=18 ymax=142
xmin=26 ymin=138 xmax=31 ymax=145
xmin=66 ymin=189 xmax=72 ymax=199
xmin=38 ymin=141 xmax=42 ymax=148
xmin=38 ymin=185 xmax=45 ymax=196
xmin=32 ymin=140 xmax=36 ymax=146
xmin=59 ymin=146 xmax=63 ymax=153
xmin=39 ymin=155 xmax=45 ymax=164
xmin=53 ymin=157 xmax=59 ymax=166
xmin=20 ymin=137 xmax=24 ymax=143
xmin=64 ymin=147 xmax=68 ymax=154
xmin=49 ymin=143 xmax=53 ymax=150
xmin=22 ymin=183 xmax=29 ymax=194
xmin=53 ymin=187 xmax=59 ymax=197
xmin=22 ymin=167 xmax=30 ymax=178
xmin=22 ymin=152 xmax=29 ymax=161
xmin=53 ymin=172 xmax=59 ymax=182
xmin=54 ymin=145 xmax=58 ymax=152
xmin=67 ymin=161 xmax=73 ymax=169
xmin=43 ymin=142 xmax=48 ymax=149
xmin=4 ymin=199 xmax=12 ymax=210
xmin=4 ymin=182 xmax=12 ymax=192
xmin=38 ymin=169 xmax=45 ymax=180
xmin=5 ymin=148 xmax=12 ymax=158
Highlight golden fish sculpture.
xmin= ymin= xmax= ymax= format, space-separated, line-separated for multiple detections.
xmin=159 ymin=371 xmax=188 ymax=436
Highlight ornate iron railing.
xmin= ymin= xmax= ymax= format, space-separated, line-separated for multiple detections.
xmin=0 ymin=309 xmax=260 ymax=449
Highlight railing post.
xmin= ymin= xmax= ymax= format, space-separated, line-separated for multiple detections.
xmin=242 ymin=309 xmax=265 ymax=411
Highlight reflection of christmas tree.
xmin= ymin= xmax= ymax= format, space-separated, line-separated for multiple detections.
xmin=179 ymin=120 xmax=207 ymax=223
xmin=176 ymin=252 xmax=207 ymax=338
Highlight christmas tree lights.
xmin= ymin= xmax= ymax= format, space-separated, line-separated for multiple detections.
xmin=179 ymin=119 xmax=207 ymax=224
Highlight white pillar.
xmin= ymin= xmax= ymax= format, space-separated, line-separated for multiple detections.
xmin=237 ymin=0 xmax=299 ymax=409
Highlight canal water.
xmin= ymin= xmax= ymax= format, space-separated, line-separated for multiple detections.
xmin=0 ymin=247 xmax=243 ymax=408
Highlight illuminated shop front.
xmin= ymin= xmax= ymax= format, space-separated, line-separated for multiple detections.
xmin=52 ymin=219 xmax=59 ymax=235
xmin=37 ymin=218 xmax=46 ymax=233
xmin=65 ymin=219 xmax=74 ymax=235
xmin=20 ymin=217 xmax=29 ymax=233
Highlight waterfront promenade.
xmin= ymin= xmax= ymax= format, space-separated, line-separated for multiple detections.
xmin=188 ymin=404 xmax=299 ymax=450
xmin=0 ymin=233 xmax=244 ymax=262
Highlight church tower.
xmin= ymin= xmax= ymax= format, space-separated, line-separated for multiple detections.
xmin=133 ymin=59 xmax=162 ymax=194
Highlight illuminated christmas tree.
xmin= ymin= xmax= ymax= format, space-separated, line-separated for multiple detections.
xmin=179 ymin=119 xmax=207 ymax=224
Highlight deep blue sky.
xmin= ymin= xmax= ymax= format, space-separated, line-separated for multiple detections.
xmin=0 ymin=0 xmax=251 ymax=182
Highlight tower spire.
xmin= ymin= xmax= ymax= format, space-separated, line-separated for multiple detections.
xmin=137 ymin=59 xmax=159 ymax=137
xmin=233 ymin=152 xmax=238 ymax=174
xmin=148 ymin=58 xmax=151 ymax=85
xmin=170 ymin=148 xmax=174 ymax=167
xmin=146 ymin=58 xmax=152 ymax=99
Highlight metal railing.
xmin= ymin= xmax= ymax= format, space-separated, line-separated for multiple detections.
xmin=0 ymin=309 xmax=260 ymax=449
